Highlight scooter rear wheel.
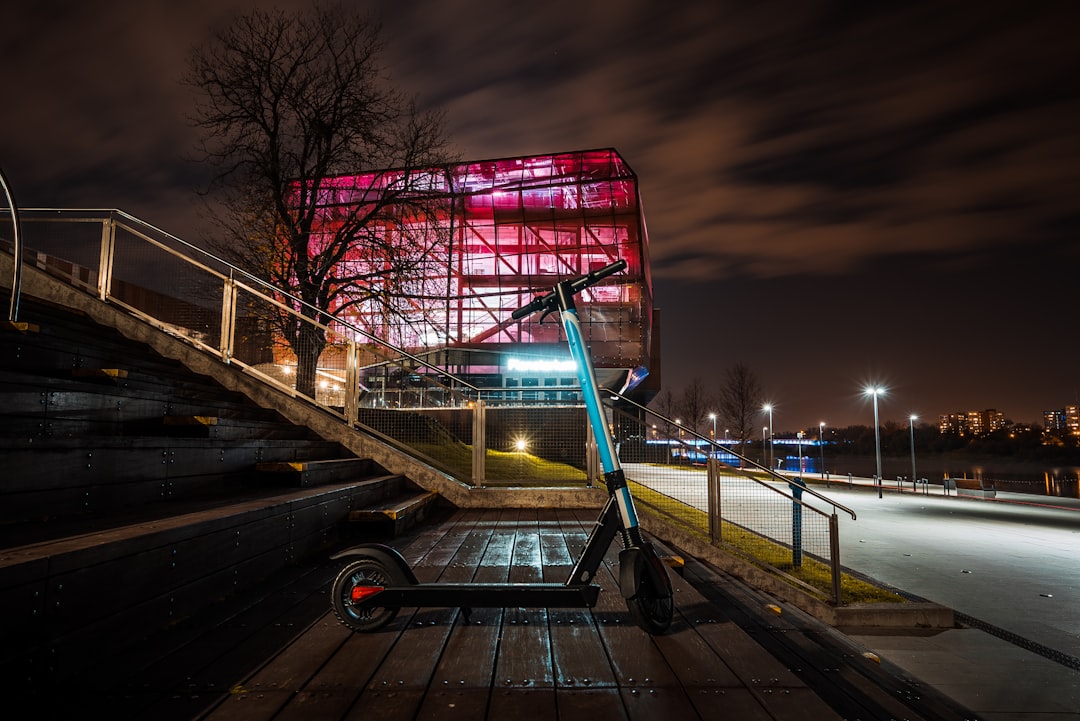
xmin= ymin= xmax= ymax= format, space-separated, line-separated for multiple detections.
xmin=331 ymin=557 xmax=402 ymax=632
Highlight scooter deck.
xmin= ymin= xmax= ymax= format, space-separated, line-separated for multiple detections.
xmin=353 ymin=582 xmax=602 ymax=609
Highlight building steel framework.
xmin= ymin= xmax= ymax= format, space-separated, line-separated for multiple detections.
xmin=303 ymin=148 xmax=654 ymax=393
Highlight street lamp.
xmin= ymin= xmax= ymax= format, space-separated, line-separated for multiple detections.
xmin=709 ymin=412 xmax=717 ymax=441
xmin=864 ymin=386 xmax=885 ymax=496
xmin=909 ymin=415 xmax=918 ymax=490
xmin=819 ymin=421 xmax=826 ymax=481
xmin=762 ymin=404 xmax=774 ymax=470
xmin=762 ymin=426 xmax=767 ymax=465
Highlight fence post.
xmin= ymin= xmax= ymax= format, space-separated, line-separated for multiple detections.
xmin=219 ymin=273 xmax=237 ymax=364
xmin=97 ymin=215 xmax=116 ymax=302
xmin=790 ymin=477 xmax=805 ymax=567
xmin=344 ymin=340 xmax=359 ymax=426
xmin=585 ymin=418 xmax=598 ymax=487
xmin=472 ymin=399 xmax=486 ymax=487
xmin=829 ymin=512 xmax=842 ymax=605
xmin=707 ymin=457 xmax=722 ymax=542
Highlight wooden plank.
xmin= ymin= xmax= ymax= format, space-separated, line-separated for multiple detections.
xmin=686 ymin=687 xmax=782 ymax=721
xmin=270 ymin=618 xmax=407 ymax=721
xmin=555 ymin=688 xmax=629 ymax=721
xmin=619 ymin=684 xmax=700 ymax=721
xmin=414 ymin=688 xmax=490 ymax=721
xmin=342 ymin=689 xmax=423 ymax=721
xmin=748 ymin=687 xmax=844 ymax=721
xmin=428 ymin=509 xmax=506 ymax=689
xmin=199 ymin=615 xmax=352 ymax=721
xmin=489 ymin=688 xmax=558 ymax=721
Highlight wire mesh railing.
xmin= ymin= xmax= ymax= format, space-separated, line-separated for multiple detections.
xmin=0 ymin=208 xmax=856 ymax=603
xmin=606 ymin=392 xmax=855 ymax=603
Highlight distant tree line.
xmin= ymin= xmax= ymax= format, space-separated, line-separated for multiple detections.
xmin=651 ymin=365 xmax=1080 ymax=463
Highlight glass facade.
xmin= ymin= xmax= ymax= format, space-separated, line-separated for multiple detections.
xmin=303 ymin=148 xmax=655 ymax=394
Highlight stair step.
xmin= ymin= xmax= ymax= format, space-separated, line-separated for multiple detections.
xmin=256 ymin=457 xmax=376 ymax=487
xmin=70 ymin=368 xmax=128 ymax=383
xmin=347 ymin=490 xmax=440 ymax=536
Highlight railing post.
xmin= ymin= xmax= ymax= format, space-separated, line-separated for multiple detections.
xmin=829 ymin=511 xmax=842 ymax=605
xmin=790 ymin=477 xmax=805 ymax=567
xmin=707 ymin=457 xmax=722 ymax=542
xmin=344 ymin=340 xmax=359 ymax=426
xmin=219 ymin=273 xmax=237 ymax=363
xmin=97 ymin=215 xmax=116 ymax=302
xmin=585 ymin=417 xmax=598 ymax=487
xmin=472 ymin=399 xmax=486 ymax=487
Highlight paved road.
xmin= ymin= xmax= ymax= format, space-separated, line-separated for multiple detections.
xmin=624 ymin=463 xmax=1080 ymax=660
xmin=820 ymin=482 xmax=1080 ymax=659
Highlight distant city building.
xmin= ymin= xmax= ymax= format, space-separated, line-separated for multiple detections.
xmin=938 ymin=409 xmax=1006 ymax=436
xmin=1067 ymin=405 xmax=1080 ymax=436
xmin=1041 ymin=405 xmax=1079 ymax=437
xmin=1044 ymin=408 xmax=1066 ymax=432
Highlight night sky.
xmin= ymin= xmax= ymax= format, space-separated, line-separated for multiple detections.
xmin=2 ymin=1 xmax=1078 ymax=429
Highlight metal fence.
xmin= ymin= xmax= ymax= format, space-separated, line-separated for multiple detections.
xmin=607 ymin=394 xmax=855 ymax=603
xmin=1 ymin=208 xmax=856 ymax=603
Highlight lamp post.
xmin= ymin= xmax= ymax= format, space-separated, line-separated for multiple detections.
xmin=709 ymin=412 xmax=717 ymax=440
xmin=819 ymin=421 xmax=826 ymax=482
xmin=762 ymin=426 xmax=767 ymax=466
xmin=762 ymin=404 xmax=774 ymax=470
xmin=909 ymin=415 xmax=918 ymax=491
xmin=864 ymin=386 xmax=885 ymax=497
xmin=797 ymin=431 xmax=804 ymax=477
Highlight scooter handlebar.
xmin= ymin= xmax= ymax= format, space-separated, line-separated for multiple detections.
xmin=512 ymin=259 xmax=627 ymax=320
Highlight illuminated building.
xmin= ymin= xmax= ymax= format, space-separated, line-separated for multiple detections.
xmin=938 ymin=409 xmax=1006 ymax=437
xmin=301 ymin=148 xmax=657 ymax=401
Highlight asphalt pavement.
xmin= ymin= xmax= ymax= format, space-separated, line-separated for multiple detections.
xmin=798 ymin=475 xmax=1080 ymax=720
xmin=626 ymin=463 xmax=1080 ymax=720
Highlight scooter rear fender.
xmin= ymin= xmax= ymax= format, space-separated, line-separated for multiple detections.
xmin=331 ymin=543 xmax=419 ymax=585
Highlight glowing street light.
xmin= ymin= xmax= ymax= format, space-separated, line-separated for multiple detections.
xmin=909 ymin=415 xmax=918 ymax=489
xmin=864 ymin=386 xmax=885 ymax=497
xmin=762 ymin=404 xmax=774 ymax=469
xmin=819 ymin=421 xmax=826 ymax=481
xmin=709 ymin=412 xmax=717 ymax=441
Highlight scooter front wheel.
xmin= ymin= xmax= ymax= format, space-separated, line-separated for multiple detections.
xmin=627 ymin=582 xmax=674 ymax=634
xmin=331 ymin=557 xmax=403 ymax=632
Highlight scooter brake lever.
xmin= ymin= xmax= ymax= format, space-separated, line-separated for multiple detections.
xmin=538 ymin=306 xmax=557 ymax=324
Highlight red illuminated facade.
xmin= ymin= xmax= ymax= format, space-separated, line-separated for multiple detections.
xmin=308 ymin=148 xmax=656 ymax=396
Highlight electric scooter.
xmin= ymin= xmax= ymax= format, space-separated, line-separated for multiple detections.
xmin=329 ymin=259 xmax=674 ymax=634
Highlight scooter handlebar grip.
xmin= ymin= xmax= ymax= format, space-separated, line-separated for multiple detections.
xmin=512 ymin=294 xmax=549 ymax=320
xmin=570 ymin=259 xmax=627 ymax=293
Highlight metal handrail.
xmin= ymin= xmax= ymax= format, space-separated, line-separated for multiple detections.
xmin=607 ymin=388 xmax=857 ymax=521
xmin=0 ymin=168 xmax=22 ymax=323
xmin=16 ymin=208 xmax=481 ymax=395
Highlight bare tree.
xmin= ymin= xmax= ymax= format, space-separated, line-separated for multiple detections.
xmin=717 ymin=362 xmax=763 ymax=460
xmin=186 ymin=4 xmax=455 ymax=397
xmin=652 ymin=388 xmax=678 ymax=441
xmin=676 ymin=376 xmax=712 ymax=437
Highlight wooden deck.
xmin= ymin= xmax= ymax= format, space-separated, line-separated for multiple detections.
xmin=38 ymin=508 xmax=967 ymax=721
xmin=192 ymin=507 xmax=840 ymax=721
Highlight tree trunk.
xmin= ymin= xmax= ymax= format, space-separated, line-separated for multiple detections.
xmin=293 ymin=322 xmax=327 ymax=399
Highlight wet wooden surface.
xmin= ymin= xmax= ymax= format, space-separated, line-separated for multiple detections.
xmin=184 ymin=507 xmax=840 ymax=721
